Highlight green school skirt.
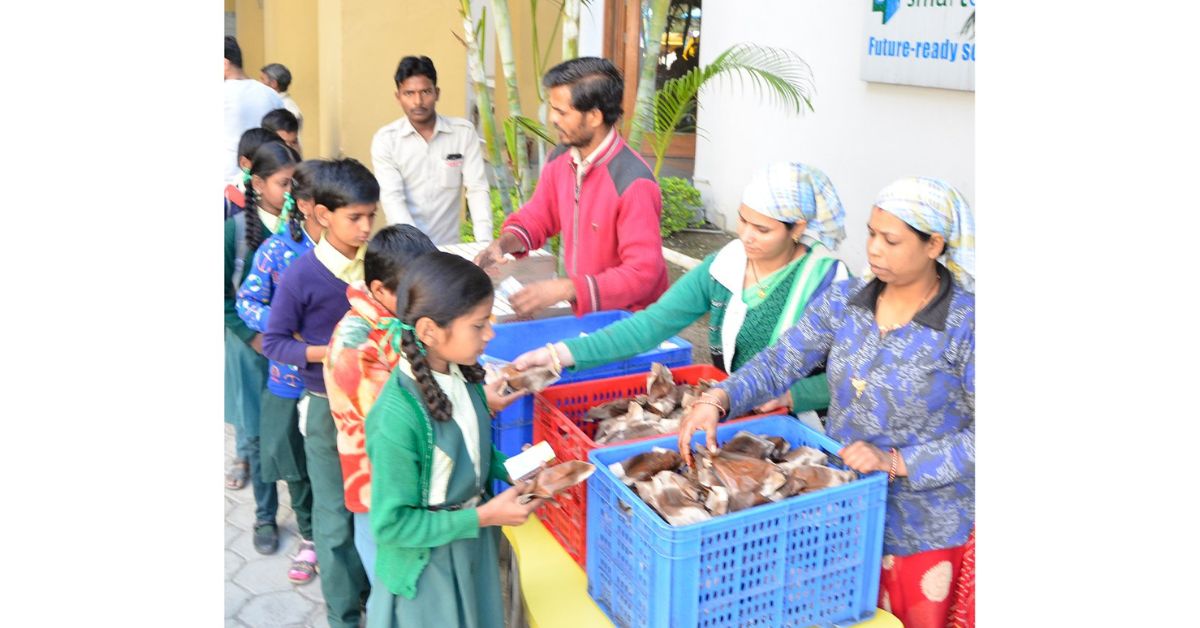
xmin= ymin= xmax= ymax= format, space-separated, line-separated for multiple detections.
xmin=224 ymin=328 xmax=267 ymax=436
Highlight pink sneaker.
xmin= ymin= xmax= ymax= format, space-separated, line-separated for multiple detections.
xmin=288 ymin=540 xmax=318 ymax=585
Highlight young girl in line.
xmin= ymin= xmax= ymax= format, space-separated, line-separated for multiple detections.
xmin=364 ymin=251 xmax=544 ymax=628
xmin=225 ymin=127 xmax=285 ymax=219
xmin=262 ymin=158 xmax=377 ymax=628
xmin=235 ymin=159 xmax=326 ymax=581
xmin=325 ymin=228 xmax=525 ymax=594
xmin=224 ymin=142 xmax=300 ymax=557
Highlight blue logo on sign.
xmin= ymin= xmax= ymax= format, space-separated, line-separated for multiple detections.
xmin=873 ymin=0 xmax=901 ymax=24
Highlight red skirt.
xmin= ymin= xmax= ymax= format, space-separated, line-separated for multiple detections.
xmin=878 ymin=529 xmax=975 ymax=628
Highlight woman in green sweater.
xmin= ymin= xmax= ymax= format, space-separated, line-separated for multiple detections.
xmin=514 ymin=162 xmax=850 ymax=421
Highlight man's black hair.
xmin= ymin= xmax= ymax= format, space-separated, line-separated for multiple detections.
xmin=394 ymin=56 xmax=438 ymax=88
xmin=542 ymin=57 xmax=624 ymax=126
xmin=224 ymin=36 xmax=243 ymax=69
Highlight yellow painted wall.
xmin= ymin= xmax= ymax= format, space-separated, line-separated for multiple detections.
xmin=262 ymin=0 xmax=319 ymax=152
xmin=338 ymin=1 xmax=467 ymax=166
xmin=492 ymin=1 xmax=564 ymax=126
xmin=234 ymin=0 xmax=265 ymax=76
xmin=316 ymin=0 xmax=343 ymax=160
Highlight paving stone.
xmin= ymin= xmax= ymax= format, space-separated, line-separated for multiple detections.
xmin=226 ymin=522 xmax=244 ymax=549
xmin=225 ymin=549 xmax=246 ymax=580
xmin=228 ymin=500 xmax=258 ymax=531
xmin=296 ymin=576 xmax=327 ymax=604
xmin=226 ymin=581 xmax=252 ymax=619
xmin=234 ymin=546 xmax=295 ymax=594
xmin=307 ymin=604 xmax=331 ymax=628
xmin=237 ymin=590 xmax=315 ymax=627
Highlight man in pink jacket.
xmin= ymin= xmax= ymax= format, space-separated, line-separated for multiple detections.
xmin=474 ymin=57 xmax=669 ymax=317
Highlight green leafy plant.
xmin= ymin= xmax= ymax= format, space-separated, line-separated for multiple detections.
xmin=634 ymin=43 xmax=816 ymax=177
xmin=659 ymin=176 xmax=702 ymax=237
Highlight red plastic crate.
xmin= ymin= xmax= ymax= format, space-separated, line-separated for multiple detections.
xmin=532 ymin=364 xmax=770 ymax=568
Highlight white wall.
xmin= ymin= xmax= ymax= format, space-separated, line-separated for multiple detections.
xmin=578 ymin=0 xmax=605 ymax=58
xmin=693 ymin=0 xmax=974 ymax=274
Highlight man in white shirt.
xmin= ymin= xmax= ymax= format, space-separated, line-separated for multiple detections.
xmin=260 ymin=63 xmax=303 ymax=127
xmin=370 ymin=56 xmax=493 ymax=245
xmin=225 ymin=37 xmax=283 ymax=185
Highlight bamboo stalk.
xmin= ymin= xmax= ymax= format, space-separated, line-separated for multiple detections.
xmin=490 ymin=0 xmax=532 ymax=202
xmin=458 ymin=0 xmax=514 ymax=215
xmin=627 ymin=0 xmax=671 ymax=152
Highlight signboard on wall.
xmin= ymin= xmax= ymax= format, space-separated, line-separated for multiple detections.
xmin=861 ymin=0 xmax=975 ymax=92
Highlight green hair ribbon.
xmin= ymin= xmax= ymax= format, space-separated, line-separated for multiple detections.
xmin=376 ymin=317 xmax=426 ymax=355
xmin=275 ymin=191 xmax=296 ymax=234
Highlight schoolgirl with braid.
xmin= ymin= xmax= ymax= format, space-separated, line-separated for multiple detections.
xmin=224 ymin=141 xmax=300 ymax=552
xmin=235 ymin=159 xmax=326 ymax=582
xmin=362 ymin=251 xmax=543 ymax=628
xmin=262 ymin=158 xmax=378 ymax=628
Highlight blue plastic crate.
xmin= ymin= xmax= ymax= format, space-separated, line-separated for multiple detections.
xmin=485 ymin=310 xmax=692 ymax=493
xmin=586 ymin=415 xmax=888 ymax=628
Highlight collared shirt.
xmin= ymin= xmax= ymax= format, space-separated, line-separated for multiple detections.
xmin=257 ymin=207 xmax=280 ymax=234
xmin=717 ymin=267 xmax=974 ymax=556
xmin=370 ymin=114 xmax=493 ymax=245
xmin=569 ymin=126 xmax=617 ymax=188
xmin=314 ymin=234 xmax=365 ymax=283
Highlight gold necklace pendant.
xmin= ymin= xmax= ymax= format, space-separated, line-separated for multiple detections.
xmin=851 ymin=377 xmax=867 ymax=399
xmin=757 ymin=287 xmax=766 ymax=299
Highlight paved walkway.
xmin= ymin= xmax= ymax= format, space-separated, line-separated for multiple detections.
xmin=225 ymin=423 xmax=331 ymax=628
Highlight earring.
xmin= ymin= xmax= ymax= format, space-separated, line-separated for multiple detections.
xmin=793 ymin=236 xmax=802 ymax=244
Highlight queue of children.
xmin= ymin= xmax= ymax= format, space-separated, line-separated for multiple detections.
xmin=224 ymin=130 xmax=542 ymax=626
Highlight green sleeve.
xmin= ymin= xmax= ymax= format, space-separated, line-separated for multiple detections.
xmin=564 ymin=254 xmax=716 ymax=372
xmin=789 ymin=372 xmax=831 ymax=413
xmin=368 ymin=387 xmax=481 ymax=549
xmin=224 ymin=219 xmax=256 ymax=343
xmin=488 ymin=445 xmax=511 ymax=486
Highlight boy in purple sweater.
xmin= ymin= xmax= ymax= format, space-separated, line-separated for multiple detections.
xmin=263 ymin=159 xmax=377 ymax=628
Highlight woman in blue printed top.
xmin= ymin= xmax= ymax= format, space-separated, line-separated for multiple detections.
xmin=678 ymin=176 xmax=975 ymax=628
xmin=235 ymin=159 xmax=325 ymax=584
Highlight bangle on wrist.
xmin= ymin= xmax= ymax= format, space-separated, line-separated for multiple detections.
xmin=697 ymin=391 xmax=728 ymax=419
xmin=888 ymin=448 xmax=899 ymax=483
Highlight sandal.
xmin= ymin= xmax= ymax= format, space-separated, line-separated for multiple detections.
xmin=288 ymin=540 xmax=318 ymax=585
xmin=225 ymin=458 xmax=249 ymax=490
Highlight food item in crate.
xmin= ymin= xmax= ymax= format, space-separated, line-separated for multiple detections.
xmin=587 ymin=363 xmax=722 ymax=444
xmin=610 ymin=432 xmax=861 ymax=525
xmin=771 ymin=464 xmax=857 ymax=500
xmin=631 ymin=470 xmax=712 ymax=526
xmin=500 ymin=364 xmax=561 ymax=394
xmin=607 ymin=447 xmax=684 ymax=485
xmin=777 ymin=444 xmax=829 ymax=469
xmin=516 ymin=460 xmax=596 ymax=505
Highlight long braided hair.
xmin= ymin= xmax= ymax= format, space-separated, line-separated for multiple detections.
xmin=392 ymin=251 xmax=493 ymax=422
xmin=242 ymin=142 xmax=300 ymax=254
xmin=288 ymin=160 xmax=323 ymax=243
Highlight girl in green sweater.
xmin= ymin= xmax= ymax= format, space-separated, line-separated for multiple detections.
xmin=515 ymin=162 xmax=850 ymax=424
xmin=364 ymin=251 xmax=542 ymax=628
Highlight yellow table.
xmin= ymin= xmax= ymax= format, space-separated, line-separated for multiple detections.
xmin=503 ymin=515 xmax=901 ymax=628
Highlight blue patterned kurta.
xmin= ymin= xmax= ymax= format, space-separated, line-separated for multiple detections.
xmin=236 ymin=230 xmax=316 ymax=399
xmin=717 ymin=269 xmax=974 ymax=556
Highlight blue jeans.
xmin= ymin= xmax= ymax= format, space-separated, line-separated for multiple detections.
xmin=353 ymin=512 xmax=377 ymax=617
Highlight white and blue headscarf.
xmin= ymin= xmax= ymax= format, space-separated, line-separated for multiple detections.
xmin=874 ymin=176 xmax=975 ymax=293
xmin=741 ymin=162 xmax=847 ymax=251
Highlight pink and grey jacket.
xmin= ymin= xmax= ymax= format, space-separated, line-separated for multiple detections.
xmin=501 ymin=132 xmax=669 ymax=314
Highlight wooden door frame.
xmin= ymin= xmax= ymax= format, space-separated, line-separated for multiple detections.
xmin=603 ymin=0 xmax=695 ymax=160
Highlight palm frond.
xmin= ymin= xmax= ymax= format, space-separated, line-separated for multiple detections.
xmin=511 ymin=115 xmax=557 ymax=146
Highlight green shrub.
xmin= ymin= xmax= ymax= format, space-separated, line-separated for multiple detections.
xmin=659 ymin=176 xmax=702 ymax=238
xmin=460 ymin=189 xmax=507 ymax=243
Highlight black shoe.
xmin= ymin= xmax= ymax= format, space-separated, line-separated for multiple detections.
xmin=253 ymin=522 xmax=279 ymax=554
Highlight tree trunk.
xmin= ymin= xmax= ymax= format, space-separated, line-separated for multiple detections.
xmin=627 ymin=0 xmax=670 ymax=152
xmin=459 ymin=0 xmax=514 ymax=216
